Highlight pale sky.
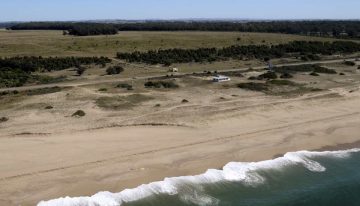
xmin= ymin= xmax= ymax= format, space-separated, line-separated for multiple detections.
xmin=1 ymin=0 xmax=359 ymax=21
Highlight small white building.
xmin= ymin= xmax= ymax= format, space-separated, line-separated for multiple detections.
xmin=213 ymin=75 xmax=231 ymax=82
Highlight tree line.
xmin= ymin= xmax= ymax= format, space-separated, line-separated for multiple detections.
xmin=115 ymin=21 xmax=360 ymax=38
xmin=0 ymin=56 xmax=111 ymax=72
xmin=0 ymin=56 xmax=111 ymax=88
xmin=8 ymin=21 xmax=360 ymax=38
xmin=9 ymin=22 xmax=118 ymax=36
xmin=117 ymin=41 xmax=360 ymax=65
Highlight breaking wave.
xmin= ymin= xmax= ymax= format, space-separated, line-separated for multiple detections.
xmin=37 ymin=148 xmax=360 ymax=206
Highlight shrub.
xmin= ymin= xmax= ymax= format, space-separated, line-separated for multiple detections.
xmin=116 ymin=83 xmax=132 ymax=89
xmin=0 ymin=90 xmax=19 ymax=96
xmin=45 ymin=106 xmax=54 ymax=110
xmin=310 ymin=72 xmax=320 ymax=76
xmin=301 ymin=54 xmax=321 ymax=61
xmin=344 ymin=61 xmax=356 ymax=66
xmin=301 ymin=56 xmax=309 ymax=61
xmin=25 ymin=87 xmax=62 ymax=96
xmin=339 ymin=73 xmax=345 ymax=76
xmin=0 ymin=67 xmax=30 ymax=88
xmin=237 ymin=82 xmax=268 ymax=91
xmin=98 ymin=88 xmax=108 ymax=92
xmin=0 ymin=117 xmax=9 ymax=123
xmin=72 ymin=110 xmax=86 ymax=117
xmin=248 ymin=76 xmax=257 ymax=80
xmin=106 ymin=66 xmax=124 ymax=75
xmin=155 ymin=104 xmax=161 ymax=107
xmin=313 ymin=67 xmax=337 ymax=74
xmin=280 ymin=73 xmax=293 ymax=79
xmin=96 ymin=94 xmax=153 ymax=110
xmin=76 ymin=66 xmax=86 ymax=76
xmin=311 ymin=88 xmax=323 ymax=92
xmin=358 ymin=66 xmax=360 ymax=70
xmin=145 ymin=81 xmax=179 ymax=89
xmin=268 ymin=80 xmax=297 ymax=86
xmin=182 ymin=99 xmax=189 ymax=103
xmin=30 ymin=75 xmax=67 ymax=84
xmin=257 ymin=72 xmax=277 ymax=80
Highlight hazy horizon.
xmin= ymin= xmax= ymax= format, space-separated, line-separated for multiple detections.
xmin=1 ymin=0 xmax=359 ymax=22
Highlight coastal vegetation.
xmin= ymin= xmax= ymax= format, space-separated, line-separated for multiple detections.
xmin=0 ymin=117 xmax=9 ymax=123
xmin=96 ymin=94 xmax=153 ymax=110
xmin=106 ymin=66 xmax=124 ymax=75
xmin=273 ymin=64 xmax=337 ymax=74
xmin=144 ymin=81 xmax=179 ymax=89
xmin=25 ymin=87 xmax=62 ymax=96
xmin=72 ymin=110 xmax=86 ymax=117
xmin=117 ymin=41 xmax=360 ymax=64
xmin=0 ymin=56 xmax=111 ymax=72
xmin=344 ymin=61 xmax=356 ymax=66
xmin=116 ymin=83 xmax=133 ymax=90
xmin=0 ymin=56 xmax=111 ymax=88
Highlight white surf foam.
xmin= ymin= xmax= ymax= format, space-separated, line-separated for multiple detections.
xmin=37 ymin=148 xmax=360 ymax=206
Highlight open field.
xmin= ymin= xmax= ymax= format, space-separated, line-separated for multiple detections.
xmin=0 ymin=30 xmax=337 ymax=57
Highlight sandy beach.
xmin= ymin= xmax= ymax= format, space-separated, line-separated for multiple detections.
xmin=1 ymin=79 xmax=360 ymax=205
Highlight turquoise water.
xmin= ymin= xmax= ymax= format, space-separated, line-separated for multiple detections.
xmin=38 ymin=149 xmax=360 ymax=206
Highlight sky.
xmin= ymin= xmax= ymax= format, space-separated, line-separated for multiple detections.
xmin=0 ymin=0 xmax=359 ymax=22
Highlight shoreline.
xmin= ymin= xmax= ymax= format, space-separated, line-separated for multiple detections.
xmin=318 ymin=140 xmax=360 ymax=152
xmin=2 ymin=118 xmax=360 ymax=206
xmin=37 ymin=140 xmax=360 ymax=206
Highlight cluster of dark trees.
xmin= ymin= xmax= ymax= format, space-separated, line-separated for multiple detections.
xmin=115 ymin=21 xmax=360 ymax=38
xmin=117 ymin=41 xmax=360 ymax=65
xmin=273 ymin=64 xmax=337 ymax=74
xmin=68 ymin=23 xmax=118 ymax=36
xmin=0 ymin=56 xmax=111 ymax=88
xmin=0 ymin=22 xmax=16 ymax=28
xmin=9 ymin=22 xmax=118 ymax=36
xmin=8 ymin=21 xmax=360 ymax=37
xmin=0 ymin=56 xmax=111 ymax=72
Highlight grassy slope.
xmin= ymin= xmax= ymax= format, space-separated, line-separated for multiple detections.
xmin=0 ymin=30 xmax=336 ymax=58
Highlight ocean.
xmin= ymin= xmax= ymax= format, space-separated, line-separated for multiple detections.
xmin=38 ymin=149 xmax=360 ymax=206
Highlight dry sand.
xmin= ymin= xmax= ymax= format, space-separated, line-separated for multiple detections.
xmin=1 ymin=74 xmax=360 ymax=206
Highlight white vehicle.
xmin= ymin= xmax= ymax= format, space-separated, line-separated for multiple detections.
xmin=213 ymin=75 xmax=231 ymax=82
xmin=169 ymin=68 xmax=178 ymax=72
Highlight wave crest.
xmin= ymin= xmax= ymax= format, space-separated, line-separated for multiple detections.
xmin=38 ymin=148 xmax=360 ymax=206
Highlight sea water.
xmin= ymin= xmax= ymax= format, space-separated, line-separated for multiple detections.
xmin=38 ymin=149 xmax=360 ymax=206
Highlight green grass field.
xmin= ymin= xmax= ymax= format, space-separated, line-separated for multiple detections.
xmin=0 ymin=30 xmax=336 ymax=58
